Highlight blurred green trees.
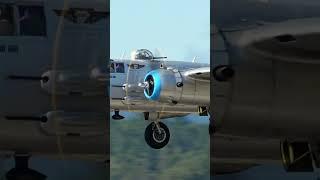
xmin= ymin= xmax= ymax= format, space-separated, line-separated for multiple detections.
xmin=111 ymin=117 xmax=210 ymax=180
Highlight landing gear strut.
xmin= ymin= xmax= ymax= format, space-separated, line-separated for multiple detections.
xmin=144 ymin=122 xmax=170 ymax=149
xmin=6 ymin=154 xmax=47 ymax=180
xmin=112 ymin=110 xmax=124 ymax=120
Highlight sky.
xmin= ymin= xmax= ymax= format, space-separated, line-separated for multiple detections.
xmin=110 ymin=0 xmax=210 ymax=63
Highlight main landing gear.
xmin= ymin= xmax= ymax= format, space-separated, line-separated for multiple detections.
xmin=144 ymin=121 xmax=170 ymax=149
xmin=280 ymin=139 xmax=316 ymax=172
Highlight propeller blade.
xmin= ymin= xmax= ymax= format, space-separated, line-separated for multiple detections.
xmin=146 ymin=85 xmax=150 ymax=95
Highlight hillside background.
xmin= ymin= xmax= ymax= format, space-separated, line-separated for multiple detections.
xmin=110 ymin=116 xmax=210 ymax=180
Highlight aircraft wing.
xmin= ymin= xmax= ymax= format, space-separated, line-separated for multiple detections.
xmin=183 ymin=67 xmax=210 ymax=82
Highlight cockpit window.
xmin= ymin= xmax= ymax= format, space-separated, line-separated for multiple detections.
xmin=18 ymin=6 xmax=46 ymax=36
xmin=110 ymin=63 xmax=125 ymax=73
xmin=0 ymin=4 xmax=14 ymax=36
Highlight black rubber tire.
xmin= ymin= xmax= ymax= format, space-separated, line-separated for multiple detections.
xmin=144 ymin=122 xmax=170 ymax=149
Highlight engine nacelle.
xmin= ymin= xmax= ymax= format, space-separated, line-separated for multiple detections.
xmin=143 ymin=68 xmax=209 ymax=105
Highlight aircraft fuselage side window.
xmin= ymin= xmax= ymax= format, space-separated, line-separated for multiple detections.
xmin=115 ymin=63 xmax=124 ymax=73
xmin=18 ymin=5 xmax=46 ymax=36
xmin=0 ymin=4 xmax=14 ymax=36
xmin=110 ymin=63 xmax=125 ymax=73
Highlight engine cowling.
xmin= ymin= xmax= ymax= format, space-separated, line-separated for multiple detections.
xmin=143 ymin=68 xmax=209 ymax=105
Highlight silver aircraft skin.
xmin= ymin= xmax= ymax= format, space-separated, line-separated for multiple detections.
xmin=211 ymin=0 xmax=320 ymax=175
xmin=110 ymin=51 xmax=209 ymax=114
xmin=110 ymin=49 xmax=210 ymax=149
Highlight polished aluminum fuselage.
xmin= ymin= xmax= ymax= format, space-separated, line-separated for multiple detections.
xmin=110 ymin=59 xmax=209 ymax=114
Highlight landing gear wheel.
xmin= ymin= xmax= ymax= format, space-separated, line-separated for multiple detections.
xmin=280 ymin=140 xmax=314 ymax=172
xmin=145 ymin=122 xmax=170 ymax=149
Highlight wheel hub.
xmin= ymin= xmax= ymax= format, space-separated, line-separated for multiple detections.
xmin=152 ymin=128 xmax=166 ymax=143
